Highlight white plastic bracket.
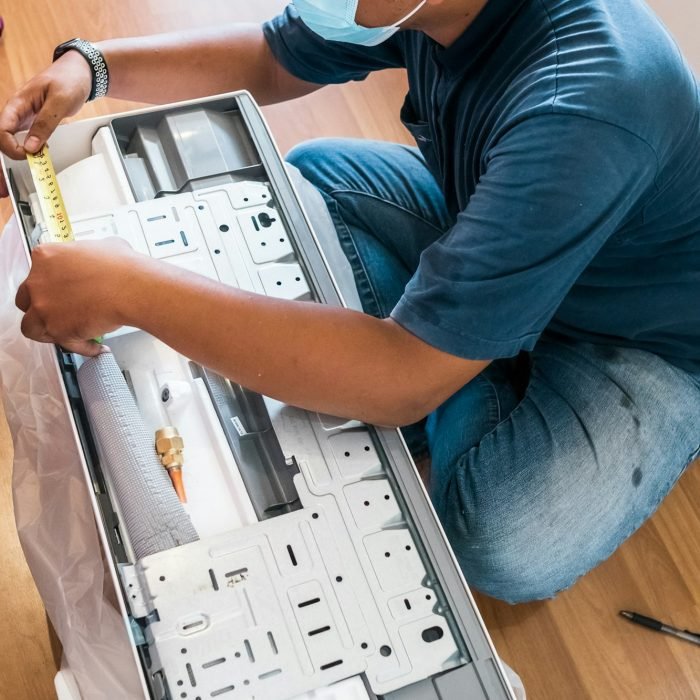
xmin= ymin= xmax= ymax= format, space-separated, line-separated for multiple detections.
xmin=119 ymin=563 xmax=152 ymax=619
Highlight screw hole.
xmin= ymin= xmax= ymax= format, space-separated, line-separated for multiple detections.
xmin=364 ymin=445 xmax=371 ymax=451
xmin=426 ymin=594 xmax=432 ymax=600
xmin=214 ymin=249 xmax=221 ymax=255
xmin=312 ymin=513 xmax=319 ymax=519
xmin=261 ymin=242 xmax=267 ymax=246
xmin=384 ymin=494 xmax=390 ymax=500
xmin=181 ymin=648 xmax=187 ymax=654
xmin=219 ymin=224 xmax=229 ymax=232
xmin=276 ymin=281 xmax=282 ymax=286
xmin=159 ymin=576 xmax=166 ymax=582
xmin=364 ymin=501 xmax=370 ymax=506
xmin=279 ymin=238 xmax=285 ymax=242
xmin=336 ymin=576 xmax=343 ymax=583
xmin=361 ymin=642 xmax=368 ymax=650
xmin=385 ymin=552 xmax=391 ymax=558
xmin=344 ymin=451 xmax=350 ymax=457
xmin=422 ymin=626 xmax=445 ymax=644
xmin=243 ymin=197 xmax=249 ymax=202
xmin=235 ymin=652 xmax=241 ymax=658
xmin=406 ymin=545 xmax=412 ymax=551
xmin=177 ymin=680 xmax=184 ymax=687
xmin=295 ymin=277 xmax=301 ymax=282
xmin=198 ymin=205 xmax=205 ymax=210
xmin=380 ymin=645 xmax=392 ymax=657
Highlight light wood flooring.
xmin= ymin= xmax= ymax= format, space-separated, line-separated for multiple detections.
xmin=0 ymin=1 xmax=698 ymax=698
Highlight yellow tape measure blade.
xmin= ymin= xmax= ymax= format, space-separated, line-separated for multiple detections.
xmin=26 ymin=145 xmax=74 ymax=242
xmin=25 ymin=145 xmax=103 ymax=344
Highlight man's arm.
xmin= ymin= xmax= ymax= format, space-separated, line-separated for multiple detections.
xmin=15 ymin=242 xmax=488 ymax=427
xmin=97 ymin=26 xmax=320 ymax=106
xmin=0 ymin=24 xmax=319 ymax=180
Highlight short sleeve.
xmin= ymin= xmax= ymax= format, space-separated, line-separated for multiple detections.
xmin=391 ymin=114 xmax=659 ymax=359
xmin=263 ymin=5 xmax=406 ymax=85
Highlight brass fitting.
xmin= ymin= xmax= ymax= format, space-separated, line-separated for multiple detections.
xmin=155 ymin=427 xmax=187 ymax=503
xmin=156 ymin=427 xmax=185 ymax=469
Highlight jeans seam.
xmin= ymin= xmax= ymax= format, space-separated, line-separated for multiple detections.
xmin=327 ymin=188 xmax=452 ymax=237
xmin=477 ymin=374 xmax=502 ymax=429
xmin=462 ymin=390 xmax=530 ymax=463
xmin=689 ymin=441 xmax=700 ymax=464
xmin=322 ymin=194 xmax=385 ymax=317
xmin=447 ymin=379 xmax=534 ymax=527
xmin=436 ymin=375 xmax=511 ymax=523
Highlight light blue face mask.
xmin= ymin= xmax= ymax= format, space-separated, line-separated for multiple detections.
xmin=293 ymin=0 xmax=427 ymax=47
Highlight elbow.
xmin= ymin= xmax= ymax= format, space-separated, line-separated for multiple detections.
xmin=356 ymin=318 xmax=487 ymax=428
xmin=369 ymin=395 xmax=436 ymax=430
xmin=395 ymin=402 xmax=434 ymax=429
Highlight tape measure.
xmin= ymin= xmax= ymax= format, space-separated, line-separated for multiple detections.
xmin=26 ymin=144 xmax=74 ymax=243
xmin=25 ymin=144 xmax=104 ymax=344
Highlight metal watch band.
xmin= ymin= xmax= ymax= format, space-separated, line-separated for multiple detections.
xmin=53 ymin=38 xmax=109 ymax=102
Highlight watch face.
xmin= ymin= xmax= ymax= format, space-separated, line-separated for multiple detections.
xmin=53 ymin=38 xmax=81 ymax=62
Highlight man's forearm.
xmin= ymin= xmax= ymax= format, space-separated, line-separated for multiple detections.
xmin=118 ymin=261 xmax=484 ymax=427
xmin=97 ymin=25 xmax=318 ymax=106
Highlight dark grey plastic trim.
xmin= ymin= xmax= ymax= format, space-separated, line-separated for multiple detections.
xmin=191 ymin=363 xmax=301 ymax=520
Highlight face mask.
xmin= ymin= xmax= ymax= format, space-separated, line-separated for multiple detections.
xmin=293 ymin=0 xmax=427 ymax=47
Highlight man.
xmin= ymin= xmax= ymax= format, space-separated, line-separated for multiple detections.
xmin=1 ymin=0 xmax=699 ymax=604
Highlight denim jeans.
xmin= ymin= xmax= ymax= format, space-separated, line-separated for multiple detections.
xmin=287 ymin=138 xmax=700 ymax=604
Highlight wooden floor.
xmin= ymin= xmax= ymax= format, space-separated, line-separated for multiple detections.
xmin=0 ymin=1 xmax=698 ymax=698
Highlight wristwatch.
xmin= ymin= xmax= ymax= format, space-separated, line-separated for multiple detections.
xmin=53 ymin=38 xmax=110 ymax=102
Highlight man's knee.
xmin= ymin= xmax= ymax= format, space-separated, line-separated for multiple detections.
xmin=462 ymin=542 xmax=571 ymax=604
xmin=437 ymin=485 xmax=576 ymax=604
xmin=286 ymin=138 xmax=353 ymax=193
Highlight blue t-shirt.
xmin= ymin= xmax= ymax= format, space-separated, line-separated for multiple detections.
xmin=264 ymin=0 xmax=700 ymax=372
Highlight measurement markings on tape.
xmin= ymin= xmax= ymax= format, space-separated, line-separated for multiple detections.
xmin=26 ymin=145 xmax=74 ymax=242
xmin=26 ymin=145 xmax=103 ymax=343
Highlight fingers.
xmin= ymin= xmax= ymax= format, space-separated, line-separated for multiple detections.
xmin=59 ymin=339 xmax=108 ymax=358
xmin=15 ymin=280 xmax=30 ymax=312
xmin=0 ymin=81 xmax=76 ymax=160
xmin=20 ymin=310 xmax=51 ymax=344
xmin=23 ymin=93 xmax=69 ymax=154
xmin=0 ymin=94 xmax=34 ymax=160
xmin=19 ymin=300 xmax=108 ymax=356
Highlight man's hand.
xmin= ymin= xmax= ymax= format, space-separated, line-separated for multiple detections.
xmin=0 ymin=51 xmax=92 ymax=197
xmin=15 ymin=237 xmax=141 ymax=356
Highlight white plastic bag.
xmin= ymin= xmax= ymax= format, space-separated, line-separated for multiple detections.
xmin=0 ymin=217 xmax=142 ymax=699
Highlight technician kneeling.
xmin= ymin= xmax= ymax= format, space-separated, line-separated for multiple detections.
xmin=2 ymin=0 xmax=700 ymax=603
